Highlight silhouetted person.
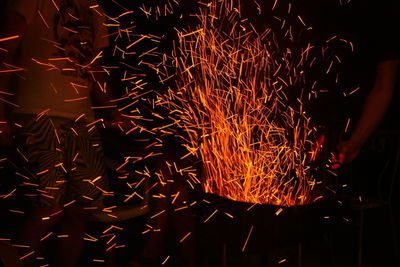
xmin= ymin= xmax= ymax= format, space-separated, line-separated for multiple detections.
xmin=0 ymin=0 xmax=125 ymax=266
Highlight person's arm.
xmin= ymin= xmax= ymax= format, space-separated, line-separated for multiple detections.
xmin=87 ymin=4 xmax=130 ymax=126
xmin=89 ymin=63 xmax=131 ymax=127
xmin=336 ymin=60 xmax=399 ymax=164
xmin=0 ymin=10 xmax=27 ymax=146
xmin=89 ymin=64 xmax=116 ymax=111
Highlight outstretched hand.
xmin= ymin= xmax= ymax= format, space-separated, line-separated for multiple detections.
xmin=108 ymin=110 xmax=134 ymax=132
xmin=331 ymin=138 xmax=363 ymax=169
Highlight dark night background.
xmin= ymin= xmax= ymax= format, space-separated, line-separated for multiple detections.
xmin=1 ymin=0 xmax=400 ymax=266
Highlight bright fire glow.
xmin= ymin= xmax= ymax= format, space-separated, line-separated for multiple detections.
xmin=161 ymin=0 xmax=325 ymax=206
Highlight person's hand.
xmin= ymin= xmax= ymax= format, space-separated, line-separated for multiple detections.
xmin=109 ymin=110 xmax=133 ymax=132
xmin=0 ymin=121 xmax=12 ymax=147
xmin=331 ymin=138 xmax=364 ymax=169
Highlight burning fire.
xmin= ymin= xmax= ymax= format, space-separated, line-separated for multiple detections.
xmin=160 ymin=0 xmax=327 ymax=206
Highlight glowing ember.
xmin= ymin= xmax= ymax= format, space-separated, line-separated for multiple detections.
xmin=160 ymin=0 xmax=327 ymax=206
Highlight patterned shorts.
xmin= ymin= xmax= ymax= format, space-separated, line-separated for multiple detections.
xmin=14 ymin=115 xmax=108 ymax=207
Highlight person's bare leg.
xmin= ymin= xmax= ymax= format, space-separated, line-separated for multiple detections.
xmin=136 ymin=154 xmax=197 ymax=266
xmin=141 ymin=180 xmax=172 ymax=263
xmin=170 ymin=180 xmax=197 ymax=267
xmin=17 ymin=205 xmax=63 ymax=266
xmin=54 ymin=205 xmax=87 ymax=267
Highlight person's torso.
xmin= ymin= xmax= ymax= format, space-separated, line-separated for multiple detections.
xmin=12 ymin=0 xmax=107 ymax=121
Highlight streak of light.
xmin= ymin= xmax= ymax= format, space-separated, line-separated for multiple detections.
xmin=242 ymin=225 xmax=254 ymax=252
